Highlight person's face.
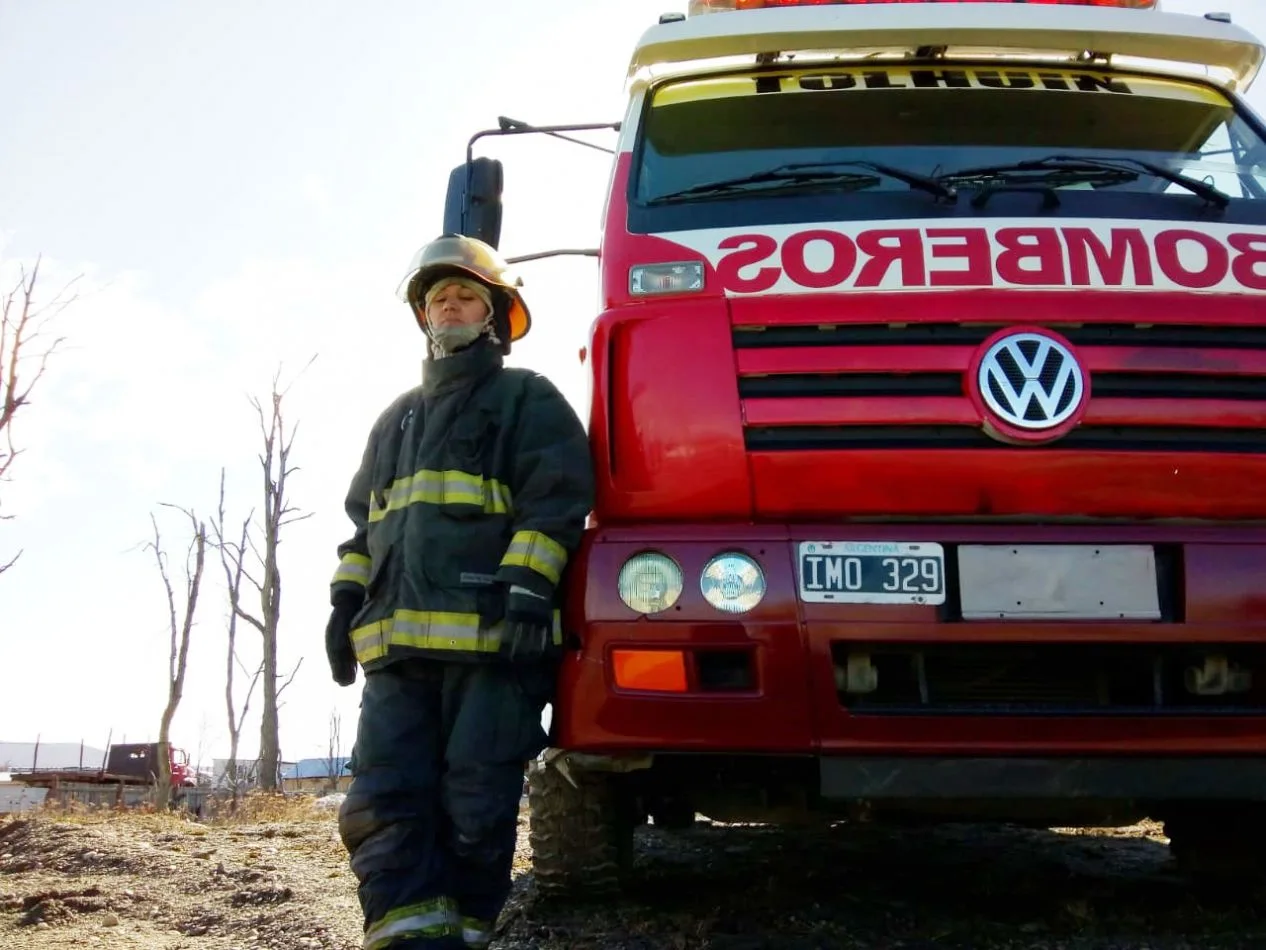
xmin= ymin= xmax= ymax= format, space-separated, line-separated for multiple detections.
xmin=425 ymin=282 xmax=488 ymax=330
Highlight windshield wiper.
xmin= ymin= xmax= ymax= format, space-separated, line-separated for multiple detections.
xmin=769 ymin=160 xmax=956 ymax=202
xmin=647 ymin=169 xmax=882 ymax=205
xmin=647 ymin=159 xmax=955 ymax=205
xmin=938 ymin=154 xmax=1230 ymax=210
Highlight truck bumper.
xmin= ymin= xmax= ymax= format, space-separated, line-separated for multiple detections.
xmin=559 ymin=523 xmax=1266 ymax=761
xmin=819 ymin=756 xmax=1266 ymax=801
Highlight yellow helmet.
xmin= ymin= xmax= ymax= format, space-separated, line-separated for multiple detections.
xmin=397 ymin=234 xmax=531 ymax=345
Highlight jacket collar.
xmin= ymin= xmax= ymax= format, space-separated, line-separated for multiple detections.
xmin=421 ymin=336 xmax=503 ymax=396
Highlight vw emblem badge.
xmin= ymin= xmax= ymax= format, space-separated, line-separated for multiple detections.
xmin=972 ymin=329 xmax=1088 ymax=443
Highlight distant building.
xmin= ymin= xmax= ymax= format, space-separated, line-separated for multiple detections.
xmin=209 ymin=758 xmax=300 ymax=790
xmin=280 ymin=757 xmax=351 ymax=794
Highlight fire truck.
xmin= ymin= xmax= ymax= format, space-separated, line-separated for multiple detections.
xmin=442 ymin=0 xmax=1266 ymax=894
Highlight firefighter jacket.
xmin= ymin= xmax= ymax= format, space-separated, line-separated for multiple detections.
xmin=329 ymin=338 xmax=595 ymax=670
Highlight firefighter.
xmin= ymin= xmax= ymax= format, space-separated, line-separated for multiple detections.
xmin=324 ymin=233 xmax=595 ymax=949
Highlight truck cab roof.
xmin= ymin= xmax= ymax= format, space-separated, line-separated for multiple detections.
xmin=628 ymin=3 xmax=1265 ymax=93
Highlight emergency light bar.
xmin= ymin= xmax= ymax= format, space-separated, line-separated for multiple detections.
xmin=689 ymin=0 xmax=1157 ymax=12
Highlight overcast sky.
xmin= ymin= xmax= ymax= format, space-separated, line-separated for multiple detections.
xmin=1 ymin=0 xmax=1263 ymax=771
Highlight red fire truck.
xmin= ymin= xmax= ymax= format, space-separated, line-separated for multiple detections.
xmin=443 ymin=0 xmax=1266 ymax=894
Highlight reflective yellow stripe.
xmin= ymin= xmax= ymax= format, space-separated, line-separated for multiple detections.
xmin=351 ymin=621 xmax=388 ymax=664
xmin=351 ymin=611 xmax=497 ymax=662
xmin=364 ymin=898 xmax=458 ymax=949
xmin=500 ymin=530 xmax=568 ymax=585
xmin=352 ymin=608 xmax=566 ymax=663
xmin=331 ymin=552 xmax=372 ymax=587
xmin=392 ymin=609 xmax=496 ymax=652
xmin=368 ymin=469 xmax=512 ymax=523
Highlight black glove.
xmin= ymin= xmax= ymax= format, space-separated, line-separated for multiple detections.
xmin=325 ymin=594 xmax=361 ymax=687
xmin=499 ymin=585 xmax=556 ymax=662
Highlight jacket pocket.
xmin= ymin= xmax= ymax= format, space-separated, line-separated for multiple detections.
xmin=365 ymin=485 xmax=391 ymax=567
xmin=430 ymin=413 xmax=500 ymax=521
xmin=350 ymin=547 xmax=394 ymax=632
xmin=420 ymin=511 xmax=509 ymax=590
xmin=365 ymin=546 xmax=393 ymax=600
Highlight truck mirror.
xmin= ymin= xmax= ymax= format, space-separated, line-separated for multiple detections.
xmin=443 ymin=157 xmax=505 ymax=248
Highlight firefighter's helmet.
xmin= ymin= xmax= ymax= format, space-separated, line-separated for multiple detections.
xmin=397 ymin=234 xmax=531 ymax=346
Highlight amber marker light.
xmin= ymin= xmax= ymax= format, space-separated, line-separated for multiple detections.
xmin=612 ymin=649 xmax=690 ymax=692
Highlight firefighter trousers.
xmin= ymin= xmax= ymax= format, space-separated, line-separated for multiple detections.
xmin=337 ymin=657 xmax=554 ymax=950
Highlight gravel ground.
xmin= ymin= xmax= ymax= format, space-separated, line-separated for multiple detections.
xmin=3 ymin=800 xmax=1264 ymax=949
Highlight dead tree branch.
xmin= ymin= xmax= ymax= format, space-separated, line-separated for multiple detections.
xmin=146 ymin=504 xmax=207 ymax=809
xmin=325 ymin=711 xmax=343 ymax=794
xmin=1 ymin=256 xmax=76 ymax=573
xmin=211 ymin=467 xmax=262 ymax=798
xmin=224 ymin=357 xmax=315 ymax=791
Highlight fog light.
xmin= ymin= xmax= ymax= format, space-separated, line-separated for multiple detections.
xmin=700 ymin=552 xmax=766 ymax=614
xmin=836 ymin=654 xmax=878 ymax=695
xmin=618 ymin=552 xmax=683 ymax=614
xmin=629 ymin=261 xmax=705 ymax=296
xmin=1185 ymin=654 xmax=1253 ymax=696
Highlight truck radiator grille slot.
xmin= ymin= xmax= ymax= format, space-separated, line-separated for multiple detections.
xmin=735 ymin=322 xmax=1266 ymax=454
xmin=831 ymin=644 xmax=1266 ymax=715
xmin=746 ymin=425 xmax=1266 ymax=453
xmin=734 ymin=324 xmax=1266 ymax=350
xmin=739 ymin=374 xmax=1266 ymax=402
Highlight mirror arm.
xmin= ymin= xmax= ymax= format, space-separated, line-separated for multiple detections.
xmin=453 ymin=119 xmax=620 ymax=243
xmin=504 ymin=248 xmax=600 ymax=265
xmin=464 ymin=121 xmax=621 ymax=165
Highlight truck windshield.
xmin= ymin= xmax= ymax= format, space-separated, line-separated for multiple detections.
xmin=630 ymin=65 xmax=1266 ymax=229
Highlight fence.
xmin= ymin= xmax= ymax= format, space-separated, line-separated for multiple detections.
xmin=0 ymin=785 xmax=49 ymax=814
xmin=13 ymin=781 xmax=220 ymax=814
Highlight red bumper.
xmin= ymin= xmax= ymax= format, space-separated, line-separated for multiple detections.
xmin=556 ymin=524 xmax=1266 ymax=756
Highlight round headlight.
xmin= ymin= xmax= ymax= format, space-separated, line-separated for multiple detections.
xmin=700 ymin=552 xmax=766 ymax=614
xmin=618 ymin=552 xmax=684 ymax=614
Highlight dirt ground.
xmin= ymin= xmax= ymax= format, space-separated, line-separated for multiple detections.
xmin=3 ymin=796 xmax=1265 ymax=950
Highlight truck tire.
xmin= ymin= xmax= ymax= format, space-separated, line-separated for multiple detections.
xmin=527 ymin=761 xmax=634 ymax=899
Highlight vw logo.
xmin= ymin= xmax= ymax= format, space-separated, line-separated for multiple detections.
xmin=975 ymin=330 xmax=1086 ymax=432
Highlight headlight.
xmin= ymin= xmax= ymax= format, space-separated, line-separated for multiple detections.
xmin=700 ymin=552 xmax=766 ymax=614
xmin=618 ymin=552 xmax=684 ymax=614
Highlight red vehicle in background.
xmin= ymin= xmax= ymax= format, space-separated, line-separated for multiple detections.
xmin=442 ymin=0 xmax=1266 ymax=894
xmin=11 ymin=743 xmax=196 ymax=791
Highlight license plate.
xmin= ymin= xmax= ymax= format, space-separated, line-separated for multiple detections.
xmin=799 ymin=541 xmax=946 ymax=605
xmin=957 ymin=544 xmax=1160 ymax=620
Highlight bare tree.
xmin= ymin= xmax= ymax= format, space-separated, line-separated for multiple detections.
xmin=211 ymin=468 xmax=264 ymax=802
xmin=325 ymin=710 xmax=343 ymax=795
xmin=146 ymin=504 xmax=208 ymax=809
xmin=227 ymin=362 xmax=313 ymax=790
xmin=1 ymin=256 xmax=75 ymax=573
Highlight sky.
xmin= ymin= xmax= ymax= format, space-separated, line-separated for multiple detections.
xmin=1 ymin=0 xmax=1264 ymax=772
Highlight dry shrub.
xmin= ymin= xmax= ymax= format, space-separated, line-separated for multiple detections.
xmin=33 ymin=796 xmax=197 ymax=833
xmin=202 ymin=790 xmax=327 ymax=826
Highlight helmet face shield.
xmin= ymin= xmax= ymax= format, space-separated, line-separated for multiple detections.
xmin=398 ymin=234 xmax=531 ymax=344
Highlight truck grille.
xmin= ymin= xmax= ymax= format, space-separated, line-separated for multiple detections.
xmin=832 ymin=643 xmax=1266 ymax=714
xmin=736 ymin=323 xmax=1266 ymax=454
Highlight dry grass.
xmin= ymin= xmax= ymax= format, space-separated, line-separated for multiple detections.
xmin=26 ymin=789 xmax=330 ymax=830
xmin=1 ymin=791 xmax=360 ymax=950
xmin=8 ymin=798 xmax=1266 ymax=949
